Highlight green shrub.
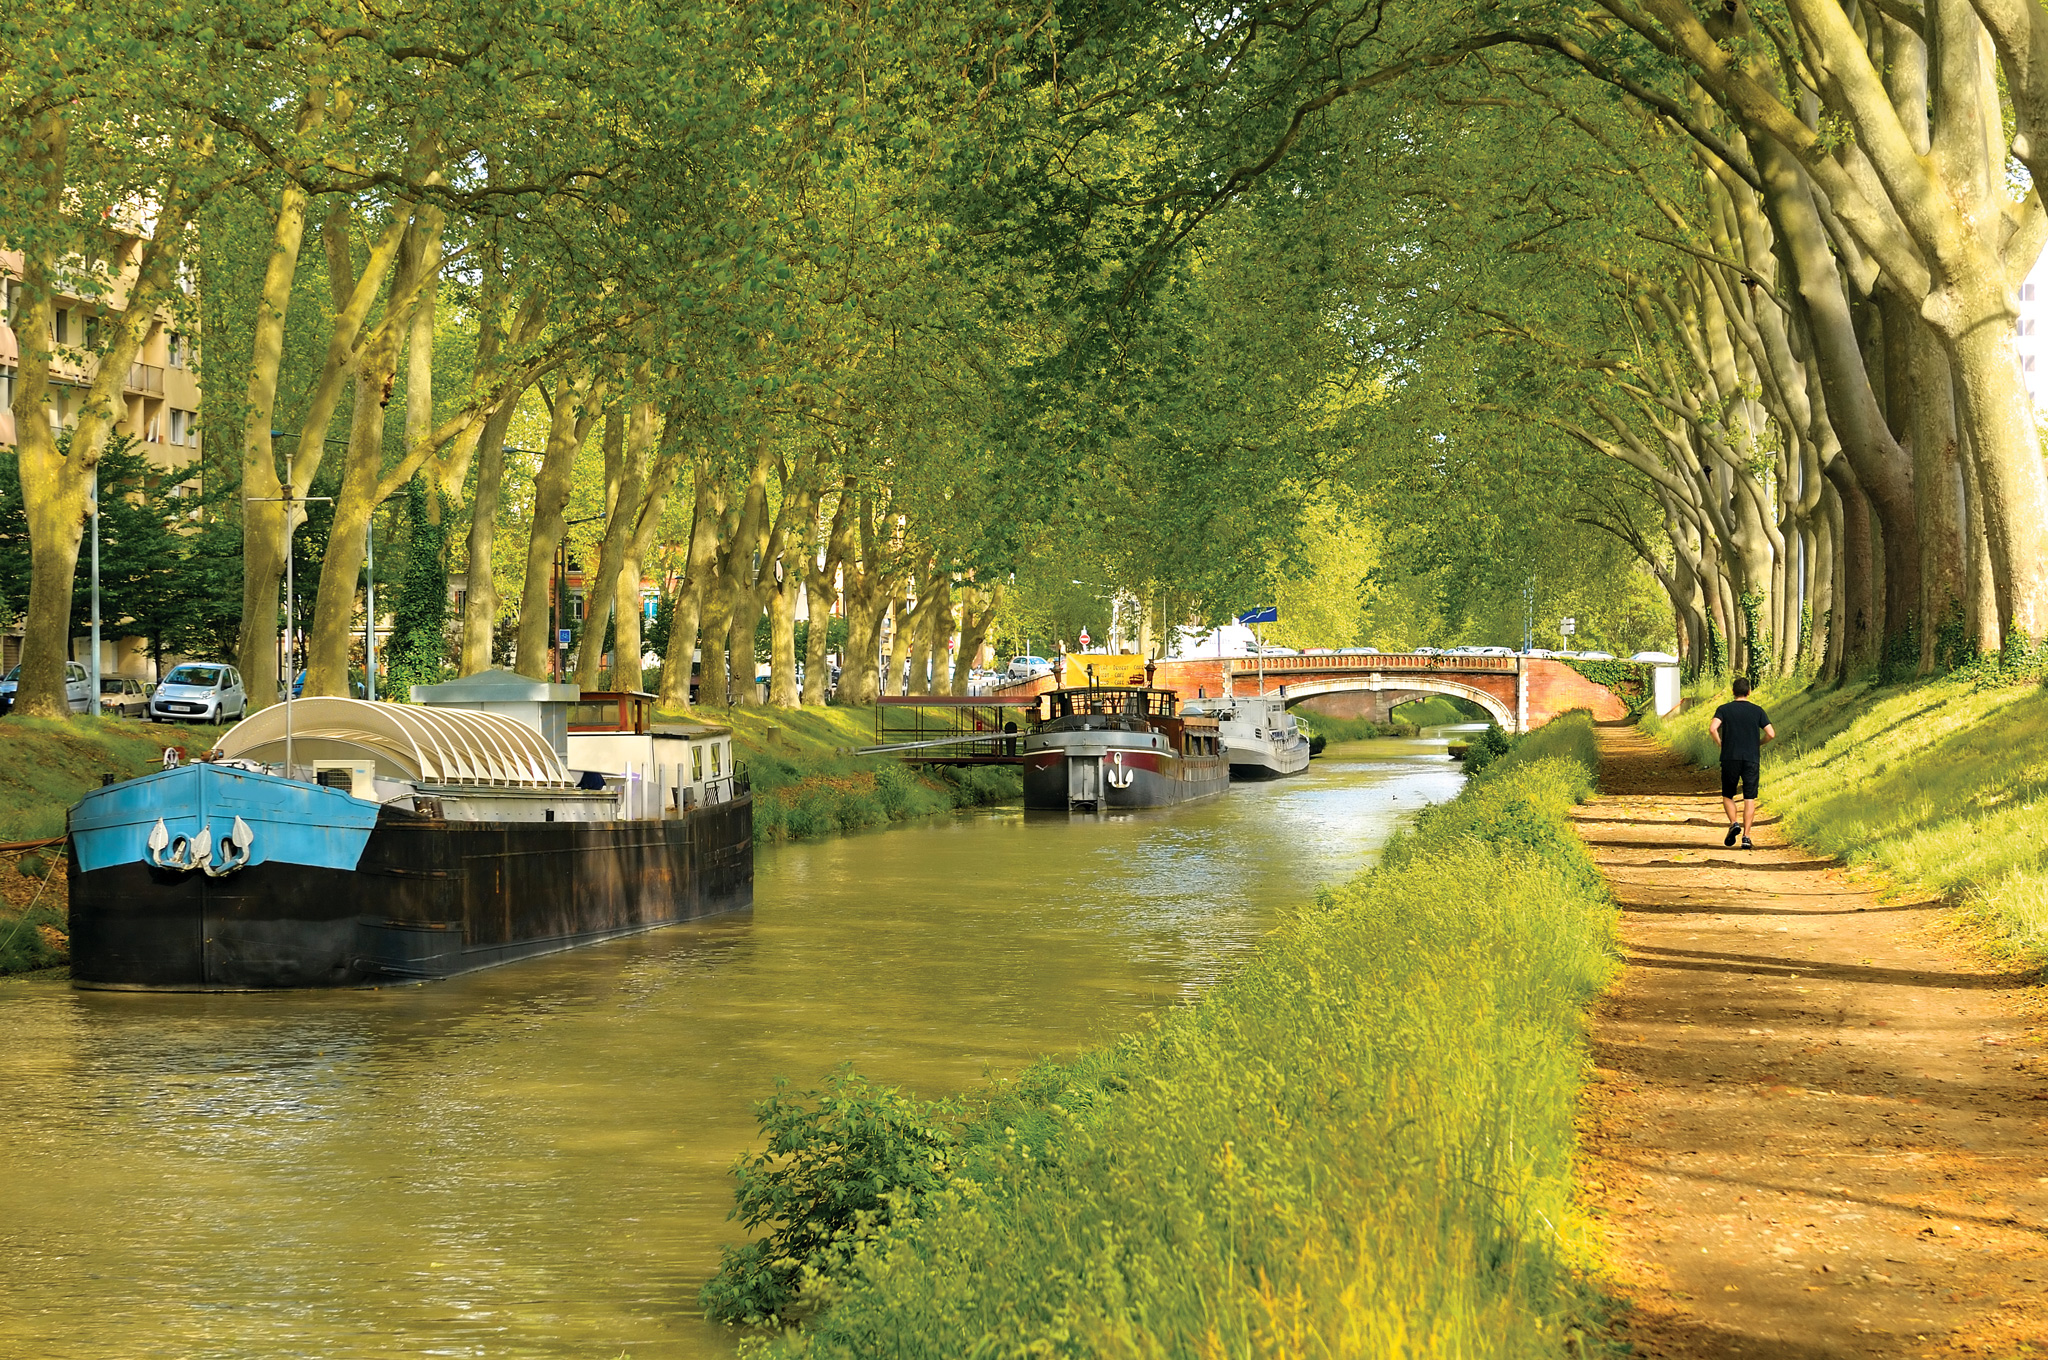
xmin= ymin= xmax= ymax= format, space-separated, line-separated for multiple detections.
xmin=0 ymin=901 xmax=69 ymax=974
xmin=706 ymin=709 xmax=1617 ymax=1355
xmin=1460 ymin=721 xmax=1512 ymax=774
xmin=702 ymin=1069 xmax=963 ymax=1325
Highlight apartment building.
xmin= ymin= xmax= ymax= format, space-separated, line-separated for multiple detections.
xmin=0 ymin=237 xmax=202 ymax=675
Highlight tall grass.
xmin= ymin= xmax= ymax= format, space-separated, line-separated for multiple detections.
xmin=708 ymin=713 xmax=1617 ymax=1356
xmin=1648 ymin=678 xmax=2048 ymax=967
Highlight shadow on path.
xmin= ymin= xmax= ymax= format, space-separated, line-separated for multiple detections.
xmin=1576 ymin=728 xmax=2047 ymax=1360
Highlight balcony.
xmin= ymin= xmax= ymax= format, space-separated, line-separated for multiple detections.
xmin=126 ymin=363 xmax=163 ymax=394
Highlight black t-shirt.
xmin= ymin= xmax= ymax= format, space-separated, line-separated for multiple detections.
xmin=1714 ymin=699 xmax=1771 ymax=762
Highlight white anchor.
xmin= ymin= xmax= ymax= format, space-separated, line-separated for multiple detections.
xmin=146 ymin=815 xmax=255 ymax=875
xmin=1106 ymin=749 xmax=1135 ymax=789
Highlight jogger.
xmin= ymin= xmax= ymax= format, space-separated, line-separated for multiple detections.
xmin=1708 ymin=677 xmax=1775 ymax=849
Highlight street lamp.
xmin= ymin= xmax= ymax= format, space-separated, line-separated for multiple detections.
xmin=88 ymin=469 xmax=100 ymax=717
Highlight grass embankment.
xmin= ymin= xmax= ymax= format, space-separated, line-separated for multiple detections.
xmin=703 ymin=713 xmax=1618 ymax=1355
xmin=707 ymin=704 xmax=1020 ymax=844
xmin=0 ymin=714 xmax=227 ymax=975
xmin=1647 ymin=674 xmax=2048 ymax=970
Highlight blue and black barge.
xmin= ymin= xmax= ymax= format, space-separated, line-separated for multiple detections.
xmin=66 ymin=676 xmax=752 ymax=990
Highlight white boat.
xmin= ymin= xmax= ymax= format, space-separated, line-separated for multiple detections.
xmin=1182 ymin=694 xmax=1310 ymax=780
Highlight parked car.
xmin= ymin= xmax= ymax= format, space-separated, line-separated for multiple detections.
xmin=150 ymin=663 xmax=248 ymax=724
xmin=1577 ymin=650 xmax=1615 ymax=660
xmin=0 ymin=662 xmax=93 ymax=715
xmin=284 ymin=668 xmax=369 ymax=701
xmin=1006 ymin=654 xmax=1053 ymax=681
xmin=98 ymin=675 xmax=153 ymax=717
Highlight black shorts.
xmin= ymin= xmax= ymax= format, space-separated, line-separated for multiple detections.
xmin=1721 ymin=758 xmax=1759 ymax=801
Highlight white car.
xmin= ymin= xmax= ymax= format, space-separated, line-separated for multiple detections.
xmin=1006 ymin=655 xmax=1053 ymax=681
xmin=149 ymin=663 xmax=248 ymax=724
xmin=1577 ymin=651 xmax=1615 ymax=661
xmin=0 ymin=662 xmax=93 ymax=714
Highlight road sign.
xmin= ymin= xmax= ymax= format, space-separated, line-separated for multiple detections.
xmin=1236 ymin=606 xmax=1279 ymax=624
xmin=559 ymin=629 xmax=572 ymax=646
xmin=1560 ymin=617 xmax=1577 ymax=636
xmin=1078 ymin=628 xmax=1091 ymax=648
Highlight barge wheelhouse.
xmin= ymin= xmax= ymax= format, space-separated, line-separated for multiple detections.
xmin=1021 ymin=686 xmax=1230 ymax=811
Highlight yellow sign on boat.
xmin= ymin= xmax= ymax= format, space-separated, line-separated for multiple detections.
xmin=1060 ymin=653 xmax=1149 ymax=687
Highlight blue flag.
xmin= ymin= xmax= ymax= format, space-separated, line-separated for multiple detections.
xmin=1236 ymin=606 xmax=1279 ymax=625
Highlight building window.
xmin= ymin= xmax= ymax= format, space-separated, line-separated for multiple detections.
xmin=453 ymin=588 xmax=467 ymax=617
xmin=2026 ymin=356 xmax=2038 ymax=373
xmin=84 ymin=314 xmax=101 ymax=351
xmin=0 ymin=369 xmax=11 ymax=410
xmin=145 ymin=411 xmax=161 ymax=442
xmin=167 ymin=332 xmax=186 ymax=368
xmin=0 ymin=278 xmax=14 ymax=320
xmin=2026 ymin=283 xmax=2039 ymax=302
xmin=52 ymin=309 xmax=68 ymax=344
xmin=2024 ymin=319 xmax=2037 ymax=337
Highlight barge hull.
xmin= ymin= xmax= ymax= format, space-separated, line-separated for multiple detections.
xmin=69 ymin=798 xmax=753 ymax=990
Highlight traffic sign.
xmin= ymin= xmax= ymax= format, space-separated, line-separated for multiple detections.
xmin=559 ymin=628 xmax=572 ymax=646
xmin=1560 ymin=617 xmax=1576 ymax=635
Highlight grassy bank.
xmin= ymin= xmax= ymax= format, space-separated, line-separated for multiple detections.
xmin=703 ymin=713 xmax=1618 ymax=1355
xmin=0 ymin=714 xmax=228 ymax=975
xmin=1647 ymin=675 xmax=2048 ymax=970
xmin=706 ymin=704 xmax=1021 ymax=844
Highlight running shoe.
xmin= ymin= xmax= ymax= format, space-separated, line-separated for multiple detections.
xmin=1741 ymin=836 xmax=1755 ymax=850
xmin=1724 ymin=825 xmax=1740 ymax=847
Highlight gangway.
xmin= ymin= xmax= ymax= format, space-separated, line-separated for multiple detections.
xmin=856 ymin=695 xmax=1038 ymax=764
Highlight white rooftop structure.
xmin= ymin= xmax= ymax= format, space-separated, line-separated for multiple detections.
xmin=218 ymin=697 xmax=575 ymax=788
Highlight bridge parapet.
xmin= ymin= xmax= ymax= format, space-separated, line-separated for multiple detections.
xmin=1226 ymin=653 xmax=1519 ymax=675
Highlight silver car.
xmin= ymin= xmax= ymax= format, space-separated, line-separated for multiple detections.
xmin=0 ymin=662 xmax=93 ymax=714
xmin=149 ymin=663 xmax=248 ymax=724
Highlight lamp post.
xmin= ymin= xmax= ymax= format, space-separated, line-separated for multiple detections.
xmin=247 ymin=485 xmax=333 ymax=777
xmin=88 ymin=468 xmax=101 ymax=717
xmin=364 ymin=509 xmax=376 ymax=702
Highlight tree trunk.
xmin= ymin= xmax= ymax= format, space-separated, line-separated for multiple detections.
xmin=304 ymin=364 xmax=397 ymax=695
xmin=767 ymin=570 xmax=801 ymax=707
xmin=658 ymin=452 xmax=726 ymax=708
xmin=802 ymin=492 xmax=852 ymax=707
xmin=513 ymin=371 xmax=602 ymax=679
xmin=457 ymin=392 xmax=526 ymax=674
xmin=578 ymin=405 xmax=648 ymax=691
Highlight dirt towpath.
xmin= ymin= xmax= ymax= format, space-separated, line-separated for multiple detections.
xmin=1575 ymin=727 xmax=2047 ymax=1358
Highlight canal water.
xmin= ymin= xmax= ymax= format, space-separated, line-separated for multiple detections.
xmin=0 ymin=738 xmax=1465 ymax=1359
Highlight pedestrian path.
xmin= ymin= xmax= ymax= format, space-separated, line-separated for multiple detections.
xmin=1574 ymin=727 xmax=2047 ymax=1358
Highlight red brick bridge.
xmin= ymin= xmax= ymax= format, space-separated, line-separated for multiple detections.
xmin=1002 ymin=653 xmax=1629 ymax=733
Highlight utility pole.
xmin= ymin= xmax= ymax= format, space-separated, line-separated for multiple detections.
xmin=88 ymin=469 xmax=101 ymax=716
xmin=364 ymin=510 xmax=376 ymax=702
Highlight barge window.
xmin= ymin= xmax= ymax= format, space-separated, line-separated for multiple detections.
xmin=711 ymin=742 xmax=722 ymax=777
xmin=693 ymin=746 xmax=704 ymax=781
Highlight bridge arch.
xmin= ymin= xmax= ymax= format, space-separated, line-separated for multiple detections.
xmin=1264 ymin=675 xmax=1516 ymax=733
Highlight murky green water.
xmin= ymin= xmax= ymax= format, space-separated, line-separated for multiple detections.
xmin=0 ymin=740 xmax=1463 ymax=1359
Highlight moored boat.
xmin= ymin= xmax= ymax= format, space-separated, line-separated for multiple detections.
xmin=1181 ymin=693 xmax=1311 ymax=780
xmin=66 ymin=678 xmax=752 ymax=991
xmin=1021 ymin=685 xmax=1230 ymax=811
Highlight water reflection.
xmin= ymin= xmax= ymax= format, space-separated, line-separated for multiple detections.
xmin=0 ymin=741 xmax=1461 ymax=1360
